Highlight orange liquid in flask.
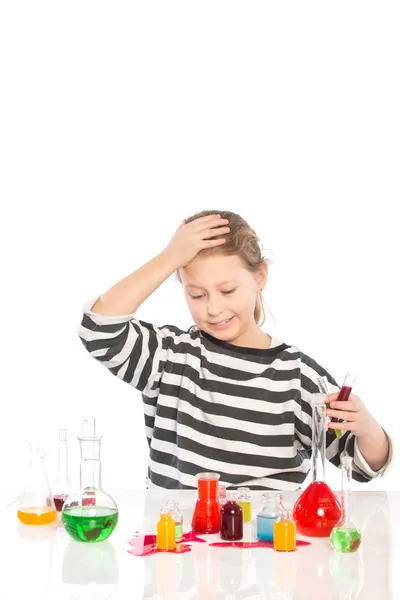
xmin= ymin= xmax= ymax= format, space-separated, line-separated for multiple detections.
xmin=18 ymin=507 xmax=57 ymax=525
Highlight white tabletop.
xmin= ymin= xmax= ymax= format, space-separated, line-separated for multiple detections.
xmin=0 ymin=489 xmax=398 ymax=600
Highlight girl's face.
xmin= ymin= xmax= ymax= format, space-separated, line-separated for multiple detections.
xmin=180 ymin=253 xmax=267 ymax=343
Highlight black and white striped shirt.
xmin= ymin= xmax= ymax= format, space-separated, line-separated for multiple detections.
xmin=78 ymin=301 xmax=383 ymax=490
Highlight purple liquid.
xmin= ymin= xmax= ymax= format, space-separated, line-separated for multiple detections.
xmin=54 ymin=494 xmax=69 ymax=512
xmin=330 ymin=385 xmax=352 ymax=423
xmin=220 ymin=500 xmax=243 ymax=541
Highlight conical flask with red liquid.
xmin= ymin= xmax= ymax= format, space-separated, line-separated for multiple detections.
xmin=191 ymin=472 xmax=221 ymax=534
xmin=293 ymin=393 xmax=341 ymax=537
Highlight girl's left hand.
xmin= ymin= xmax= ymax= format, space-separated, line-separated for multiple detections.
xmin=325 ymin=393 xmax=374 ymax=437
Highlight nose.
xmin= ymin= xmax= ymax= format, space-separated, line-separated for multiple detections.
xmin=206 ymin=295 xmax=224 ymax=317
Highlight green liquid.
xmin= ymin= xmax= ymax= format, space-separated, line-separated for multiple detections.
xmin=175 ymin=523 xmax=183 ymax=542
xmin=62 ymin=506 xmax=118 ymax=543
xmin=330 ymin=527 xmax=361 ymax=553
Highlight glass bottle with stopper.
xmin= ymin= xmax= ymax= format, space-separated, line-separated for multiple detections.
xmin=293 ymin=393 xmax=341 ymax=537
xmin=257 ymin=492 xmax=284 ymax=541
xmin=18 ymin=440 xmax=57 ymax=525
xmin=165 ymin=500 xmax=183 ymax=543
xmin=330 ymin=455 xmax=362 ymax=553
xmin=52 ymin=428 xmax=73 ymax=512
xmin=62 ymin=417 xmax=118 ymax=542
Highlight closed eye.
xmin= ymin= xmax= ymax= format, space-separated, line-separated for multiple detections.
xmin=189 ymin=294 xmax=204 ymax=300
xmin=221 ymin=288 xmax=236 ymax=295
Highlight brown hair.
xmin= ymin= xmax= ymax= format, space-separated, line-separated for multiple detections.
xmin=180 ymin=209 xmax=269 ymax=326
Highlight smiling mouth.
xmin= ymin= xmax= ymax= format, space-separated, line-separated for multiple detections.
xmin=209 ymin=317 xmax=234 ymax=327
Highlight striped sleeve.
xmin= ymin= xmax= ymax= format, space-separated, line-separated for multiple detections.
xmin=299 ymin=353 xmax=389 ymax=482
xmin=77 ymin=298 xmax=188 ymax=397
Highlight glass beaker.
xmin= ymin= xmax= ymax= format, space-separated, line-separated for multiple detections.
xmin=330 ymin=455 xmax=362 ymax=552
xmin=62 ymin=417 xmax=118 ymax=543
xmin=257 ymin=492 xmax=284 ymax=541
xmin=18 ymin=440 xmax=57 ymax=525
xmin=220 ymin=492 xmax=243 ymax=541
xmin=52 ymin=428 xmax=73 ymax=512
xmin=191 ymin=472 xmax=221 ymax=534
xmin=293 ymin=394 xmax=341 ymax=537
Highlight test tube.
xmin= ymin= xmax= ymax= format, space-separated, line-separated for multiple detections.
xmin=330 ymin=373 xmax=357 ymax=423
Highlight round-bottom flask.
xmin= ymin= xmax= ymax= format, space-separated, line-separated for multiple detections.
xmin=62 ymin=417 xmax=118 ymax=543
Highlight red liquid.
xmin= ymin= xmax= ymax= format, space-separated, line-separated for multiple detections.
xmin=331 ymin=385 xmax=352 ymax=423
xmin=209 ymin=539 xmax=311 ymax=548
xmin=293 ymin=481 xmax=341 ymax=537
xmin=220 ymin=500 xmax=243 ymax=541
xmin=191 ymin=478 xmax=221 ymax=534
xmin=54 ymin=494 xmax=69 ymax=512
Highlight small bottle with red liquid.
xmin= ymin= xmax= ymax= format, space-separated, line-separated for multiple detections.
xmin=191 ymin=472 xmax=221 ymax=534
xmin=52 ymin=428 xmax=73 ymax=511
xmin=220 ymin=492 xmax=243 ymax=541
xmin=331 ymin=373 xmax=357 ymax=439
xmin=293 ymin=393 xmax=341 ymax=537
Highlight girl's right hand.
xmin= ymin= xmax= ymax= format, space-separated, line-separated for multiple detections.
xmin=164 ymin=214 xmax=230 ymax=269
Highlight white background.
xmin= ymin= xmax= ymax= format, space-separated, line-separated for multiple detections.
xmin=1 ymin=1 xmax=399 ymax=500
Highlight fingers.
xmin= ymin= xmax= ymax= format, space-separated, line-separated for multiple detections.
xmin=202 ymin=226 xmax=230 ymax=240
xmin=327 ymin=409 xmax=356 ymax=421
xmin=191 ymin=216 xmax=230 ymax=230
xmin=328 ymin=401 xmax=358 ymax=412
xmin=328 ymin=421 xmax=356 ymax=432
xmin=202 ymin=238 xmax=227 ymax=248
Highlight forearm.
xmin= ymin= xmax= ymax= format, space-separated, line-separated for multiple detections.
xmin=356 ymin=420 xmax=389 ymax=472
xmin=91 ymin=250 xmax=178 ymax=316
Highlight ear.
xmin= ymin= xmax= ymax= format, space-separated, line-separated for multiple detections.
xmin=254 ymin=263 xmax=268 ymax=292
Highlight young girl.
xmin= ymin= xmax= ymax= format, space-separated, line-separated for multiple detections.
xmin=78 ymin=210 xmax=390 ymax=490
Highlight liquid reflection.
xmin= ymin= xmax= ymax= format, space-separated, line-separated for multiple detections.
xmin=0 ymin=521 xmax=56 ymax=600
xmin=61 ymin=540 xmax=118 ymax=600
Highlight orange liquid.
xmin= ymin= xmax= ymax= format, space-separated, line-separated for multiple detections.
xmin=17 ymin=507 xmax=57 ymax=525
xmin=156 ymin=514 xmax=176 ymax=551
xmin=274 ymin=519 xmax=296 ymax=552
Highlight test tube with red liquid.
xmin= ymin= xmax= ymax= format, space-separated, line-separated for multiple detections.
xmin=331 ymin=373 xmax=357 ymax=438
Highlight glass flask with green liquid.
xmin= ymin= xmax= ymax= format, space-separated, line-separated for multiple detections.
xmin=330 ymin=455 xmax=362 ymax=553
xmin=62 ymin=417 xmax=118 ymax=543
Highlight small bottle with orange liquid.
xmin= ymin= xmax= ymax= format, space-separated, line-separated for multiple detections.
xmin=17 ymin=440 xmax=57 ymax=525
xmin=156 ymin=507 xmax=176 ymax=551
xmin=273 ymin=509 xmax=296 ymax=552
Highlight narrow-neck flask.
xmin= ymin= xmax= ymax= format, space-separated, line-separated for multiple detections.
xmin=18 ymin=440 xmax=57 ymax=526
xmin=62 ymin=417 xmax=118 ymax=542
xmin=191 ymin=472 xmax=221 ymax=534
xmin=293 ymin=394 xmax=341 ymax=536
xmin=218 ymin=483 xmax=227 ymax=506
xmin=257 ymin=492 xmax=284 ymax=541
xmin=52 ymin=429 xmax=73 ymax=512
xmin=330 ymin=455 xmax=362 ymax=552
xmin=165 ymin=500 xmax=183 ymax=542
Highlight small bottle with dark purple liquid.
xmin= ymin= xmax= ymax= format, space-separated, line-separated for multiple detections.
xmin=220 ymin=492 xmax=243 ymax=541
